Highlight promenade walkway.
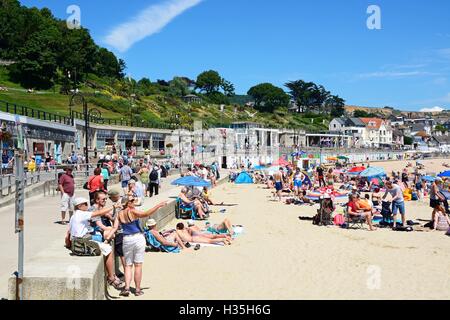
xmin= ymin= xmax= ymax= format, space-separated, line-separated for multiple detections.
xmin=0 ymin=171 xmax=190 ymax=299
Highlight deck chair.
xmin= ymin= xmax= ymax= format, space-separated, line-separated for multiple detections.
xmin=175 ymin=198 xmax=196 ymax=220
xmin=344 ymin=205 xmax=366 ymax=229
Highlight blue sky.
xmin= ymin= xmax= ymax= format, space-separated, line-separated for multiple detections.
xmin=21 ymin=0 xmax=450 ymax=111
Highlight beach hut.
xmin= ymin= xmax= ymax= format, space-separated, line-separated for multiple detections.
xmin=235 ymin=172 xmax=254 ymax=184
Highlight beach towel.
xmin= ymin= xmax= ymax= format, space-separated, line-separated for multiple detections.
xmin=205 ymin=226 xmax=244 ymax=239
xmin=144 ymin=230 xmax=180 ymax=253
xmin=190 ymin=242 xmax=225 ymax=247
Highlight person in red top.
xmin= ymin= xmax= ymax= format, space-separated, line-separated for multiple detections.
xmin=347 ymin=194 xmax=377 ymax=231
xmin=88 ymin=167 xmax=105 ymax=205
xmin=59 ymin=166 xmax=75 ymax=225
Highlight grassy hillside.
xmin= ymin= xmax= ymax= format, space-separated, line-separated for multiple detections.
xmin=0 ymin=67 xmax=329 ymax=131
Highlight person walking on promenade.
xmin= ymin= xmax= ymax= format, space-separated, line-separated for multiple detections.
xmin=115 ymin=196 xmax=167 ymax=297
xmin=148 ymin=165 xmax=161 ymax=197
xmin=87 ymin=167 xmax=105 ymax=205
xmin=58 ymin=166 xmax=75 ymax=225
xmin=101 ymin=163 xmax=110 ymax=191
xmin=119 ymin=160 xmax=133 ymax=194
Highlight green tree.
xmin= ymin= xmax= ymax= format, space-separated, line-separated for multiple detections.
xmin=168 ymin=77 xmax=189 ymax=97
xmin=353 ymin=110 xmax=377 ymax=118
xmin=221 ymin=79 xmax=235 ymax=97
xmin=247 ymin=83 xmax=289 ymax=113
xmin=9 ymin=9 xmax=61 ymax=89
xmin=195 ymin=70 xmax=222 ymax=94
xmin=92 ymin=48 xmax=124 ymax=79
xmin=328 ymin=95 xmax=346 ymax=117
xmin=404 ymin=136 xmax=413 ymax=145
xmin=206 ymin=92 xmax=229 ymax=105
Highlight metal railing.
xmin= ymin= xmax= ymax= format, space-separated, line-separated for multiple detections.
xmin=0 ymin=100 xmax=184 ymax=130
xmin=0 ymin=164 xmax=95 ymax=198
xmin=0 ymin=100 xmax=72 ymax=125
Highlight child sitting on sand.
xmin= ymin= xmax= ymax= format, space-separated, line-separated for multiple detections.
xmin=433 ymin=205 xmax=450 ymax=232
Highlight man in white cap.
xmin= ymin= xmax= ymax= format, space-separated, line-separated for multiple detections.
xmin=67 ymin=197 xmax=125 ymax=290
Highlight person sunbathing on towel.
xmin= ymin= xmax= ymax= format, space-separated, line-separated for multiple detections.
xmin=146 ymin=219 xmax=188 ymax=250
xmin=176 ymin=222 xmax=231 ymax=245
xmin=187 ymin=219 xmax=235 ymax=237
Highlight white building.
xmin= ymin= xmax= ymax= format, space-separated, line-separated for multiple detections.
xmin=360 ymin=118 xmax=393 ymax=148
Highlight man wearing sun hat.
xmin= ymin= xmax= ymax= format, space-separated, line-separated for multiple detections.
xmin=67 ymin=196 xmax=125 ymax=290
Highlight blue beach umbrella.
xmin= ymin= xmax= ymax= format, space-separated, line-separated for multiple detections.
xmin=252 ymin=165 xmax=266 ymax=170
xmin=171 ymin=176 xmax=211 ymax=187
xmin=359 ymin=167 xmax=386 ymax=178
xmin=438 ymin=170 xmax=450 ymax=178
xmin=421 ymin=175 xmax=436 ymax=182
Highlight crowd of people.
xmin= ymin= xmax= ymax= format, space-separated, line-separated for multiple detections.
xmin=245 ymin=159 xmax=450 ymax=234
xmin=61 ymin=158 xmax=237 ymax=297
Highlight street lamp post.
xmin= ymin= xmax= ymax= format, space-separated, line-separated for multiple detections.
xmin=69 ymin=92 xmax=102 ymax=174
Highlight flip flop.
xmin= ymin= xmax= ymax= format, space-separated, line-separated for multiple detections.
xmin=134 ymin=290 xmax=144 ymax=297
xmin=194 ymin=244 xmax=201 ymax=251
xmin=119 ymin=288 xmax=130 ymax=297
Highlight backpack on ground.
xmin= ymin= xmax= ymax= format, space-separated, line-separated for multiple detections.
xmin=70 ymin=236 xmax=101 ymax=256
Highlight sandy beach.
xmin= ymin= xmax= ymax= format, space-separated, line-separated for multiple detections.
xmin=127 ymin=158 xmax=450 ymax=300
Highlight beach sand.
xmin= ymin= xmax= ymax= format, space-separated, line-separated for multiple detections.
xmin=362 ymin=158 xmax=449 ymax=175
xmin=127 ymin=159 xmax=450 ymax=300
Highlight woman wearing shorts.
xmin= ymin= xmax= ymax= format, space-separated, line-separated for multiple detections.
xmin=430 ymin=178 xmax=446 ymax=221
xmin=115 ymin=195 xmax=167 ymax=297
xmin=293 ymin=168 xmax=303 ymax=198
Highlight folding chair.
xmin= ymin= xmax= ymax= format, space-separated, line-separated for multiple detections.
xmin=175 ymin=198 xmax=196 ymax=220
xmin=344 ymin=206 xmax=366 ymax=229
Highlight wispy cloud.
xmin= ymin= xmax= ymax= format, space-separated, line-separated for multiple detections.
xmin=415 ymin=93 xmax=450 ymax=107
xmin=420 ymin=106 xmax=445 ymax=113
xmin=357 ymin=71 xmax=437 ymax=79
xmin=104 ymin=0 xmax=203 ymax=52
xmin=433 ymin=77 xmax=447 ymax=85
xmin=437 ymin=48 xmax=450 ymax=59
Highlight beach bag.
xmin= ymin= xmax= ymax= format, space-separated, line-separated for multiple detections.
xmin=149 ymin=169 xmax=158 ymax=182
xmin=83 ymin=176 xmax=94 ymax=190
xmin=312 ymin=213 xmax=321 ymax=225
xmin=333 ymin=214 xmax=345 ymax=226
xmin=71 ymin=236 xmax=101 ymax=256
